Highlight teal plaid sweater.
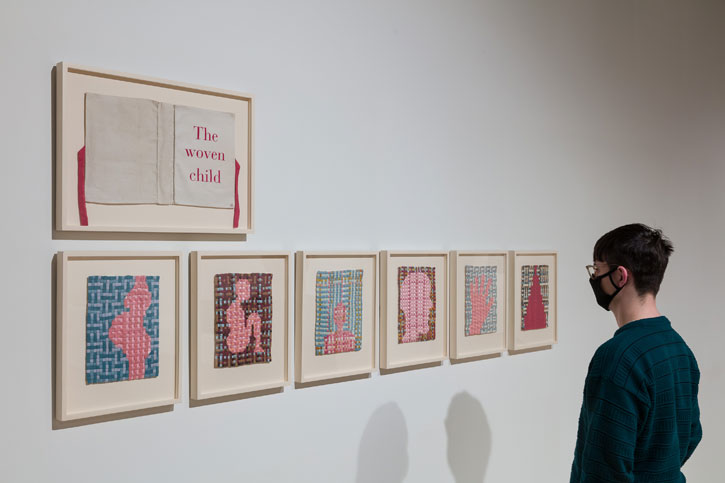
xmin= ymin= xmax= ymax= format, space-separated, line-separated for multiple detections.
xmin=570 ymin=316 xmax=702 ymax=482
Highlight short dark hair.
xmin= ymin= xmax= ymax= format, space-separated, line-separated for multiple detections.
xmin=593 ymin=223 xmax=674 ymax=296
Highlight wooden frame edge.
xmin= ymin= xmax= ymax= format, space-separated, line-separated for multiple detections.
xmin=449 ymin=248 xmax=510 ymax=360
xmin=54 ymin=61 xmax=254 ymax=235
xmin=294 ymin=251 xmax=378 ymax=383
xmin=508 ymin=250 xmax=558 ymax=352
xmin=294 ymin=252 xmax=304 ymax=383
xmin=379 ymin=250 xmax=449 ymax=370
xmin=379 ymin=251 xmax=389 ymax=369
xmin=190 ymin=251 xmax=291 ymax=399
xmin=55 ymin=250 xmax=182 ymax=421
xmin=449 ymin=251 xmax=459 ymax=360
xmin=189 ymin=252 xmax=199 ymax=400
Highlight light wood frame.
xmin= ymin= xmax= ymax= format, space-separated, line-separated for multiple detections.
xmin=508 ymin=250 xmax=558 ymax=351
xmin=380 ymin=250 xmax=448 ymax=369
xmin=294 ymin=251 xmax=378 ymax=383
xmin=190 ymin=252 xmax=290 ymax=400
xmin=54 ymin=62 xmax=254 ymax=235
xmin=56 ymin=251 xmax=181 ymax=421
xmin=450 ymin=251 xmax=508 ymax=359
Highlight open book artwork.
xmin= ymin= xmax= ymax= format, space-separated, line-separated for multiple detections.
xmin=85 ymin=275 xmax=160 ymax=384
xmin=77 ymin=93 xmax=241 ymax=227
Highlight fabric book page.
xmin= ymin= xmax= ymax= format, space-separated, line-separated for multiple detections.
xmin=84 ymin=93 xmax=161 ymax=204
xmin=173 ymin=105 xmax=235 ymax=209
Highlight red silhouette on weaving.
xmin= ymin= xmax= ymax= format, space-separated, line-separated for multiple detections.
xmin=523 ymin=266 xmax=547 ymax=330
xmin=468 ymin=274 xmax=494 ymax=335
xmin=226 ymin=278 xmax=264 ymax=353
xmin=323 ymin=302 xmax=356 ymax=354
xmin=108 ymin=276 xmax=152 ymax=380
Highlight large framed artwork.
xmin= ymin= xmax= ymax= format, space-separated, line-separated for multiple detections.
xmin=55 ymin=251 xmax=181 ymax=421
xmin=295 ymin=252 xmax=377 ymax=383
xmin=449 ymin=251 xmax=508 ymax=360
xmin=190 ymin=252 xmax=290 ymax=400
xmin=54 ymin=62 xmax=253 ymax=235
xmin=509 ymin=251 xmax=558 ymax=351
xmin=380 ymin=251 xmax=448 ymax=370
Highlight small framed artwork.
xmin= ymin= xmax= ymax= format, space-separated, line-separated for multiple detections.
xmin=295 ymin=252 xmax=377 ymax=383
xmin=509 ymin=251 xmax=558 ymax=351
xmin=449 ymin=251 xmax=508 ymax=359
xmin=380 ymin=251 xmax=448 ymax=370
xmin=190 ymin=252 xmax=290 ymax=400
xmin=55 ymin=62 xmax=253 ymax=235
xmin=56 ymin=251 xmax=181 ymax=421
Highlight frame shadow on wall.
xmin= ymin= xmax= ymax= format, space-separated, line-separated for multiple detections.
xmin=49 ymin=66 xmax=246 ymax=243
xmin=188 ymin=387 xmax=284 ymax=408
xmin=50 ymin=254 xmax=173 ymax=429
xmin=379 ymin=360 xmax=443 ymax=376
xmin=445 ymin=391 xmax=492 ymax=483
xmin=294 ymin=372 xmax=370 ymax=390
xmin=356 ymin=402 xmax=409 ymax=483
xmin=508 ymin=345 xmax=552 ymax=356
xmin=449 ymin=353 xmax=501 ymax=366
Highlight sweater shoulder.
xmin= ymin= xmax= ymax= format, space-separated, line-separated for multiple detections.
xmin=587 ymin=321 xmax=695 ymax=396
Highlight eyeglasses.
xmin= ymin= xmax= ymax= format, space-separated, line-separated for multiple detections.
xmin=586 ymin=262 xmax=624 ymax=279
xmin=586 ymin=264 xmax=600 ymax=279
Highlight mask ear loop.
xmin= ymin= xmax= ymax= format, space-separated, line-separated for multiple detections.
xmin=607 ymin=268 xmax=625 ymax=298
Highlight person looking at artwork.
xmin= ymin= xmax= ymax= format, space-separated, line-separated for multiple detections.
xmin=571 ymin=223 xmax=701 ymax=482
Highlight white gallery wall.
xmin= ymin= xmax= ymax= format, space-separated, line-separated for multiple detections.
xmin=1 ymin=1 xmax=723 ymax=481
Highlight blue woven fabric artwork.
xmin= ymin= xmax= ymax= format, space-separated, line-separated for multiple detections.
xmin=464 ymin=265 xmax=497 ymax=336
xmin=85 ymin=275 xmax=160 ymax=384
xmin=315 ymin=269 xmax=364 ymax=356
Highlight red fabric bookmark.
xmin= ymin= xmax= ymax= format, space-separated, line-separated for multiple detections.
xmin=77 ymin=147 xmax=89 ymax=226
xmin=233 ymin=159 xmax=240 ymax=228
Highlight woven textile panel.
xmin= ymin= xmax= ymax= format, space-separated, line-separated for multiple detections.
xmin=315 ymin=269 xmax=364 ymax=356
xmin=85 ymin=275 xmax=160 ymax=384
xmin=397 ymin=266 xmax=436 ymax=344
xmin=521 ymin=265 xmax=549 ymax=331
xmin=214 ymin=273 xmax=273 ymax=368
xmin=464 ymin=265 xmax=498 ymax=336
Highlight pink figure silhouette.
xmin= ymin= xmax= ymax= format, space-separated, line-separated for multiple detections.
xmin=323 ymin=302 xmax=356 ymax=354
xmin=400 ymin=271 xmax=434 ymax=343
xmin=523 ymin=266 xmax=547 ymax=330
xmin=226 ymin=278 xmax=264 ymax=353
xmin=468 ymin=274 xmax=494 ymax=335
xmin=108 ymin=276 xmax=152 ymax=380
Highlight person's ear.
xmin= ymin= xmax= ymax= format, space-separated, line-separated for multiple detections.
xmin=616 ymin=266 xmax=629 ymax=288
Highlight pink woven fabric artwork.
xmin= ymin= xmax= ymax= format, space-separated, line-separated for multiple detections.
xmin=465 ymin=265 xmax=497 ymax=336
xmin=521 ymin=265 xmax=549 ymax=331
xmin=323 ymin=303 xmax=356 ymax=354
xmin=107 ymin=276 xmax=153 ymax=380
xmin=398 ymin=266 xmax=436 ymax=344
xmin=226 ymin=278 xmax=263 ymax=353
xmin=214 ymin=273 xmax=273 ymax=368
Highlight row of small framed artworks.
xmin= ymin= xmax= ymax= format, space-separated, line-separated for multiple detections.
xmin=55 ymin=250 xmax=557 ymax=422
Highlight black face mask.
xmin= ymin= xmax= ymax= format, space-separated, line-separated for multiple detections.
xmin=589 ymin=268 xmax=623 ymax=311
